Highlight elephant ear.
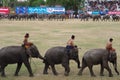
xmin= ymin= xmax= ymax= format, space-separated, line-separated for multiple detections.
xmin=109 ymin=51 xmax=117 ymax=63
xmin=74 ymin=45 xmax=78 ymax=48
xmin=25 ymin=48 xmax=33 ymax=57
xmin=74 ymin=45 xmax=81 ymax=50
xmin=25 ymin=44 xmax=35 ymax=57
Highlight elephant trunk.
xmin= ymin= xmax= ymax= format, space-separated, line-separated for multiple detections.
xmin=75 ymin=58 xmax=81 ymax=68
xmin=38 ymin=54 xmax=44 ymax=60
xmin=113 ymin=60 xmax=119 ymax=75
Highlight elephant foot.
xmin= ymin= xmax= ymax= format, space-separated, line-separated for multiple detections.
xmin=78 ymin=66 xmax=81 ymax=69
xmin=43 ymin=72 xmax=48 ymax=75
xmin=14 ymin=74 xmax=19 ymax=76
xmin=109 ymin=74 xmax=113 ymax=77
xmin=29 ymin=74 xmax=34 ymax=77
xmin=64 ymin=72 xmax=69 ymax=76
xmin=117 ymin=72 xmax=120 ymax=75
xmin=78 ymin=72 xmax=82 ymax=76
xmin=1 ymin=74 xmax=6 ymax=77
xmin=100 ymin=74 xmax=104 ymax=76
xmin=54 ymin=72 xmax=58 ymax=76
xmin=91 ymin=74 xmax=96 ymax=77
xmin=117 ymin=72 xmax=119 ymax=75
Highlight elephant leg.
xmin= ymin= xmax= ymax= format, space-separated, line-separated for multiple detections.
xmin=78 ymin=63 xmax=87 ymax=75
xmin=88 ymin=65 xmax=96 ymax=77
xmin=112 ymin=62 xmax=119 ymax=75
xmin=14 ymin=62 xmax=22 ymax=76
xmin=1 ymin=65 xmax=7 ymax=77
xmin=43 ymin=63 xmax=49 ymax=74
xmin=64 ymin=66 xmax=70 ymax=76
xmin=75 ymin=58 xmax=81 ymax=68
xmin=100 ymin=63 xmax=104 ymax=76
xmin=50 ymin=65 xmax=58 ymax=75
xmin=62 ymin=63 xmax=70 ymax=76
xmin=115 ymin=67 xmax=119 ymax=75
xmin=103 ymin=62 xmax=113 ymax=77
xmin=23 ymin=60 xmax=33 ymax=77
xmin=0 ymin=66 xmax=1 ymax=72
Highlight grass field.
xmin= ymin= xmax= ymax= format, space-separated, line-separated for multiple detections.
xmin=0 ymin=19 xmax=120 ymax=80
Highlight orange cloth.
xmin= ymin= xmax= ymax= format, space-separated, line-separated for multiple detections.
xmin=23 ymin=37 xmax=32 ymax=49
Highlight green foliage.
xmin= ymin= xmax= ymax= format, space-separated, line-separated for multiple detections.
xmin=2 ymin=0 xmax=9 ymax=7
xmin=16 ymin=1 xmax=29 ymax=7
xmin=46 ymin=0 xmax=82 ymax=10
xmin=1 ymin=0 xmax=83 ymax=11
xmin=29 ymin=0 xmax=45 ymax=7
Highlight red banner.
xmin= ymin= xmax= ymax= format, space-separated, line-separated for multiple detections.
xmin=108 ymin=11 xmax=120 ymax=15
xmin=0 ymin=7 xmax=10 ymax=14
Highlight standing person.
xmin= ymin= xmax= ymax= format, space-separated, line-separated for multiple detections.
xmin=23 ymin=33 xmax=33 ymax=49
xmin=106 ymin=38 xmax=115 ymax=52
xmin=66 ymin=35 xmax=75 ymax=55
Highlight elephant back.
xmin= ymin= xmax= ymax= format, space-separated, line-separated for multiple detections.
xmin=44 ymin=46 xmax=80 ymax=64
xmin=44 ymin=46 xmax=66 ymax=64
xmin=44 ymin=46 xmax=65 ymax=58
xmin=83 ymin=48 xmax=109 ymax=64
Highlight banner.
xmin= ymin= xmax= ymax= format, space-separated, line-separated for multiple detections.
xmin=99 ymin=11 xmax=107 ymax=15
xmin=92 ymin=11 xmax=99 ymax=15
xmin=28 ymin=7 xmax=47 ymax=14
xmin=48 ymin=7 xmax=65 ymax=14
xmin=0 ymin=7 xmax=10 ymax=14
xmin=15 ymin=7 xmax=28 ymax=14
xmin=16 ymin=7 xmax=65 ymax=14
xmin=108 ymin=11 xmax=120 ymax=15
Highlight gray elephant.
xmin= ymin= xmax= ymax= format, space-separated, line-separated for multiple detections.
xmin=0 ymin=44 xmax=44 ymax=77
xmin=78 ymin=48 xmax=119 ymax=77
xmin=43 ymin=46 xmax=80 ymax=76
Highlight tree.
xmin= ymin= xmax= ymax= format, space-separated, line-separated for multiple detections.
xmin=29 ymin=0 xmax=45 ymax=7
xmin=46 ymin=0 xmax=55 ymax=6
xmin=2 ymin=0 xmax=10 ymax=7
xmin=46 ymin=0 xmax=81 ymax=10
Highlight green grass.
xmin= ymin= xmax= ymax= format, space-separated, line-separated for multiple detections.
xmin=0 ymin=19 xmax=120 ymax=80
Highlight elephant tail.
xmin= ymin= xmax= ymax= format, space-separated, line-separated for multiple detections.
xmin=43 ymin=57 xmax=49 ymax=64
xmin=42 ymin=57 xmax=51 ymax=69
xmin=82 ymin=57 xmax=87 ymax=66
xmin=43 ymin=57 xmax=46 ymax=63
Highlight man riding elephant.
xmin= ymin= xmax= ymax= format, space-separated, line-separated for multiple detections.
xmin=106 ymin=38 xmax=116 ymax=59
xmin=106 ymin=38 xmax=115 ymax=52
xmin=23 ymin=33 xmax=33 ymax=49
xmin=66 ymin=35 xmax=75 ymax=56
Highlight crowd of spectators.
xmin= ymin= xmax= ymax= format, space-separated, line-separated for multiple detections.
xmin=85 ymin=0 xmax=120 ymax=11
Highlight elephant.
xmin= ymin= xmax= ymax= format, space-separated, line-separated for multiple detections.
xmin=43 ymin=46 xmax=80 ymax=76
xmin=0 ymin=44 xmax=44 ymax=77
xmin=8 ymin=14 xmax=18 ymax=20
xmin=78 ymin=48 xmax=119 ymax=77
xmin=92 ymin=15 xmax=101 ymax=21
